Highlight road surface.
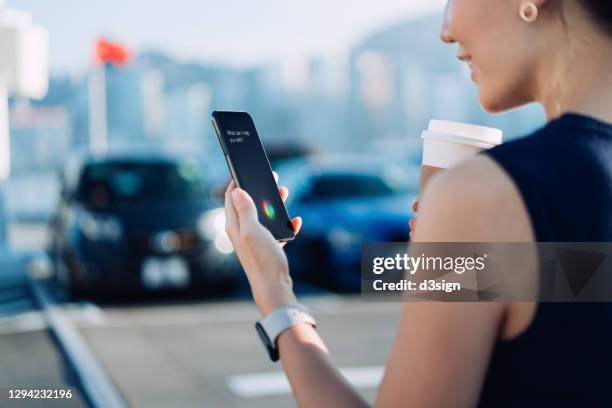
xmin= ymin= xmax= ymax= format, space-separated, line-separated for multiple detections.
xmin=7 ymin=222 xmax=402 ymax=407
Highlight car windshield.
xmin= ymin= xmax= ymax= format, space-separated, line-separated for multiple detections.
xmin=77 ymin=159 xmax=207 ymax=206
xmin=309 ymin=174 xmax=396 ymax=200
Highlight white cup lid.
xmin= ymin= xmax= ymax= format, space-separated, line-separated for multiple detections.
xmin=428 ymin=119 xmax=502 ymax=146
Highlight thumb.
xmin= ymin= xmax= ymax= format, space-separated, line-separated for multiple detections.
xmin=231 ymin=188 xmax=259 ymax=227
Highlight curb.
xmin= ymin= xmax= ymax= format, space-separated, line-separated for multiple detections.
xmin=29 ymin=278 xmax=127 ymax=408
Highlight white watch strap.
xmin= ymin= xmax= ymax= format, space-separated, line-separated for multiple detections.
xmin=259 ymin=304 xmax=316 ymax=344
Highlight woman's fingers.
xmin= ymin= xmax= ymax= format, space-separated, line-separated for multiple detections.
xmin=231 ymin=188 xmax=259 ymax=234
xmin=280 ymin=216 xmax=302 ymax=248
xmin=224 ymin=180 xmax=239 ymax=237
xmin=273 ymin=173 xmax=289 ymax=202
xmin=279 ymin=186 xmax=289 ymax=202
xmin=409 ymin=198 xmax=418 ymax=241
xmin=409 ymin=217 xmax=417 ymax=242
xmin=291 ymin=216 xmax=302 ymax=235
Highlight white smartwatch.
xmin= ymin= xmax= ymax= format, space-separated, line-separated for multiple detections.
xmin=255 ymin=303 xmax=317 ymax=362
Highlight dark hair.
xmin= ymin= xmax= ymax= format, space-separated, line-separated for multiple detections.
xmin=579 ymin=0 xmax=612 ymax=35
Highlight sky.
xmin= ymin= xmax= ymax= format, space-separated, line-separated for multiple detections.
xmin=10 ymin=0 xmax=446 ymax=75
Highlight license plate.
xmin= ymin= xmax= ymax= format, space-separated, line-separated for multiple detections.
xmin=141 ymin=257 xmax=190 ymax=289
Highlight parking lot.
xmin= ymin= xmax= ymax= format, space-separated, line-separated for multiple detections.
xmin=0 ymin=222 xmax=400 ymax=407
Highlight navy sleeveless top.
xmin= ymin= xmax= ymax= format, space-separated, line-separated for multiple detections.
xmin=478 ymin=113 xmax=612 ymax=407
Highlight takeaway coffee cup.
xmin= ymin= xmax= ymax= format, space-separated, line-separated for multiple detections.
xmin=419 ymin=120 xmax=503 ymax=194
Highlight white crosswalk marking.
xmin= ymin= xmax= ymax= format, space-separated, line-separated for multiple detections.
xmin=0 ymin=310 xmax=47 ymax=335
xmin=227 ymin=366 xmax=384 ymax=398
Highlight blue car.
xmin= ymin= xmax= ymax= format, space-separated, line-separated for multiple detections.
xmin=278 ymin=155 xmax=418 ymax=292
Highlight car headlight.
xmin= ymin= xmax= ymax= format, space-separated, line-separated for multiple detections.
xmin=197 ymin=208 xmax=234 ymax=254
xmin=77 ymin=210 xmax=123 ymax=242
xmin=197 ymin=208 xmax=225 ymax=239
xmin=327 ymin=227 xmax=361 ymax=251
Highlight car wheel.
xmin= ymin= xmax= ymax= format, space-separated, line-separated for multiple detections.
xmin=62 ymin=256 xmax=90 ymax=300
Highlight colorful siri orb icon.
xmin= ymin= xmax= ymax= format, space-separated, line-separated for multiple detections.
xmin=262 ymin=200 xmax=276 ymax=219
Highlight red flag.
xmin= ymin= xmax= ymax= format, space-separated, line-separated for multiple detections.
xmin=95 ymin=37 xmax=130 ymax=66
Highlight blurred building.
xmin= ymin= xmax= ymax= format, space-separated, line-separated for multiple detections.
xmin=9 ymin=102 xmax=70 ymax=174
xmin=105 ymin=64 xmax=146 ymax=143
xmin=5 ymin=101 xmax=69 ymax=220
xmin=349 ymin=14 xmax=545 ymax=163
xmin=12 ymin=12 xmax=547 ymax=188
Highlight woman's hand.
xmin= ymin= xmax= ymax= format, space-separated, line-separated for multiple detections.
xmin=409 ymin=197 xmax=418 ymax=240
xmin=224 ymin=173 xmax=302 ymax=316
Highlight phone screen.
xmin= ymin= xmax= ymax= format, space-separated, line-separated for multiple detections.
xmin=212 ymin=111 xmax=295 ymax=241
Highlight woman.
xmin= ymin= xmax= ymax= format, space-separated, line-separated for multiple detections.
xmin=224 ymin=0 xmax=612 ymax=406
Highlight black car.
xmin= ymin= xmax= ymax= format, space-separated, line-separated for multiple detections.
xmin=50 ymin=149 xmax=238 ymax=298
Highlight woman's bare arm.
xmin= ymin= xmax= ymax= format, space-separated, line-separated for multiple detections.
xmin=277 ymin=324 xmax=369 ymax=407
xmin=226 ymin=156 xmax=531 ymax=407
xmin=376 ymin=156 xmax=532 ymax=406
xmin=276 ymin=301 xmax=502 ymax=408
xmin=271 ymin=157 xmax=532 ymax=407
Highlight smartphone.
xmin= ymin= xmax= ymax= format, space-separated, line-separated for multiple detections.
xmin=211 ymin=111 xmax=295 ymax=242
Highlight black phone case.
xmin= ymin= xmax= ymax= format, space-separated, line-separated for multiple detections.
xmin=211 ymin=111 xmax=295 ymax=242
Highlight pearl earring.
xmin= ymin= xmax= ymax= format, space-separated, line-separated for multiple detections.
xmin=520 ymin=2 xmax=539 ymax=23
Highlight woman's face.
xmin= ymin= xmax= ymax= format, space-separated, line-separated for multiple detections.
xmin=441 ymin=0 xmax=542 ymax=112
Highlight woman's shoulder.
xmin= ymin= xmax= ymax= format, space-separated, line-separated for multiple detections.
xmin=414 ymin=121 xmax=569 ymax=243
xmin=414 ymin=155 xmax=535 ymax=242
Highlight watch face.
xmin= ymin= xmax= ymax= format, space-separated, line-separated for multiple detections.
xmin=255 ymin=322 xmax=279 ymax=362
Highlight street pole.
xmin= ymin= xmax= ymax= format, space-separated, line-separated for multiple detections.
xmin=88 ymin=64 xmax=108 ymax=155
xmin=0 ymin=83 xmax=9 ymax=181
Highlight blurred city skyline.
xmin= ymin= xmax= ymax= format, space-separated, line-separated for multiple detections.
xmin=2 ymin=3 xmax=546 ymax=221
xmin=12 ymin=0 xmax=447 ymax=74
